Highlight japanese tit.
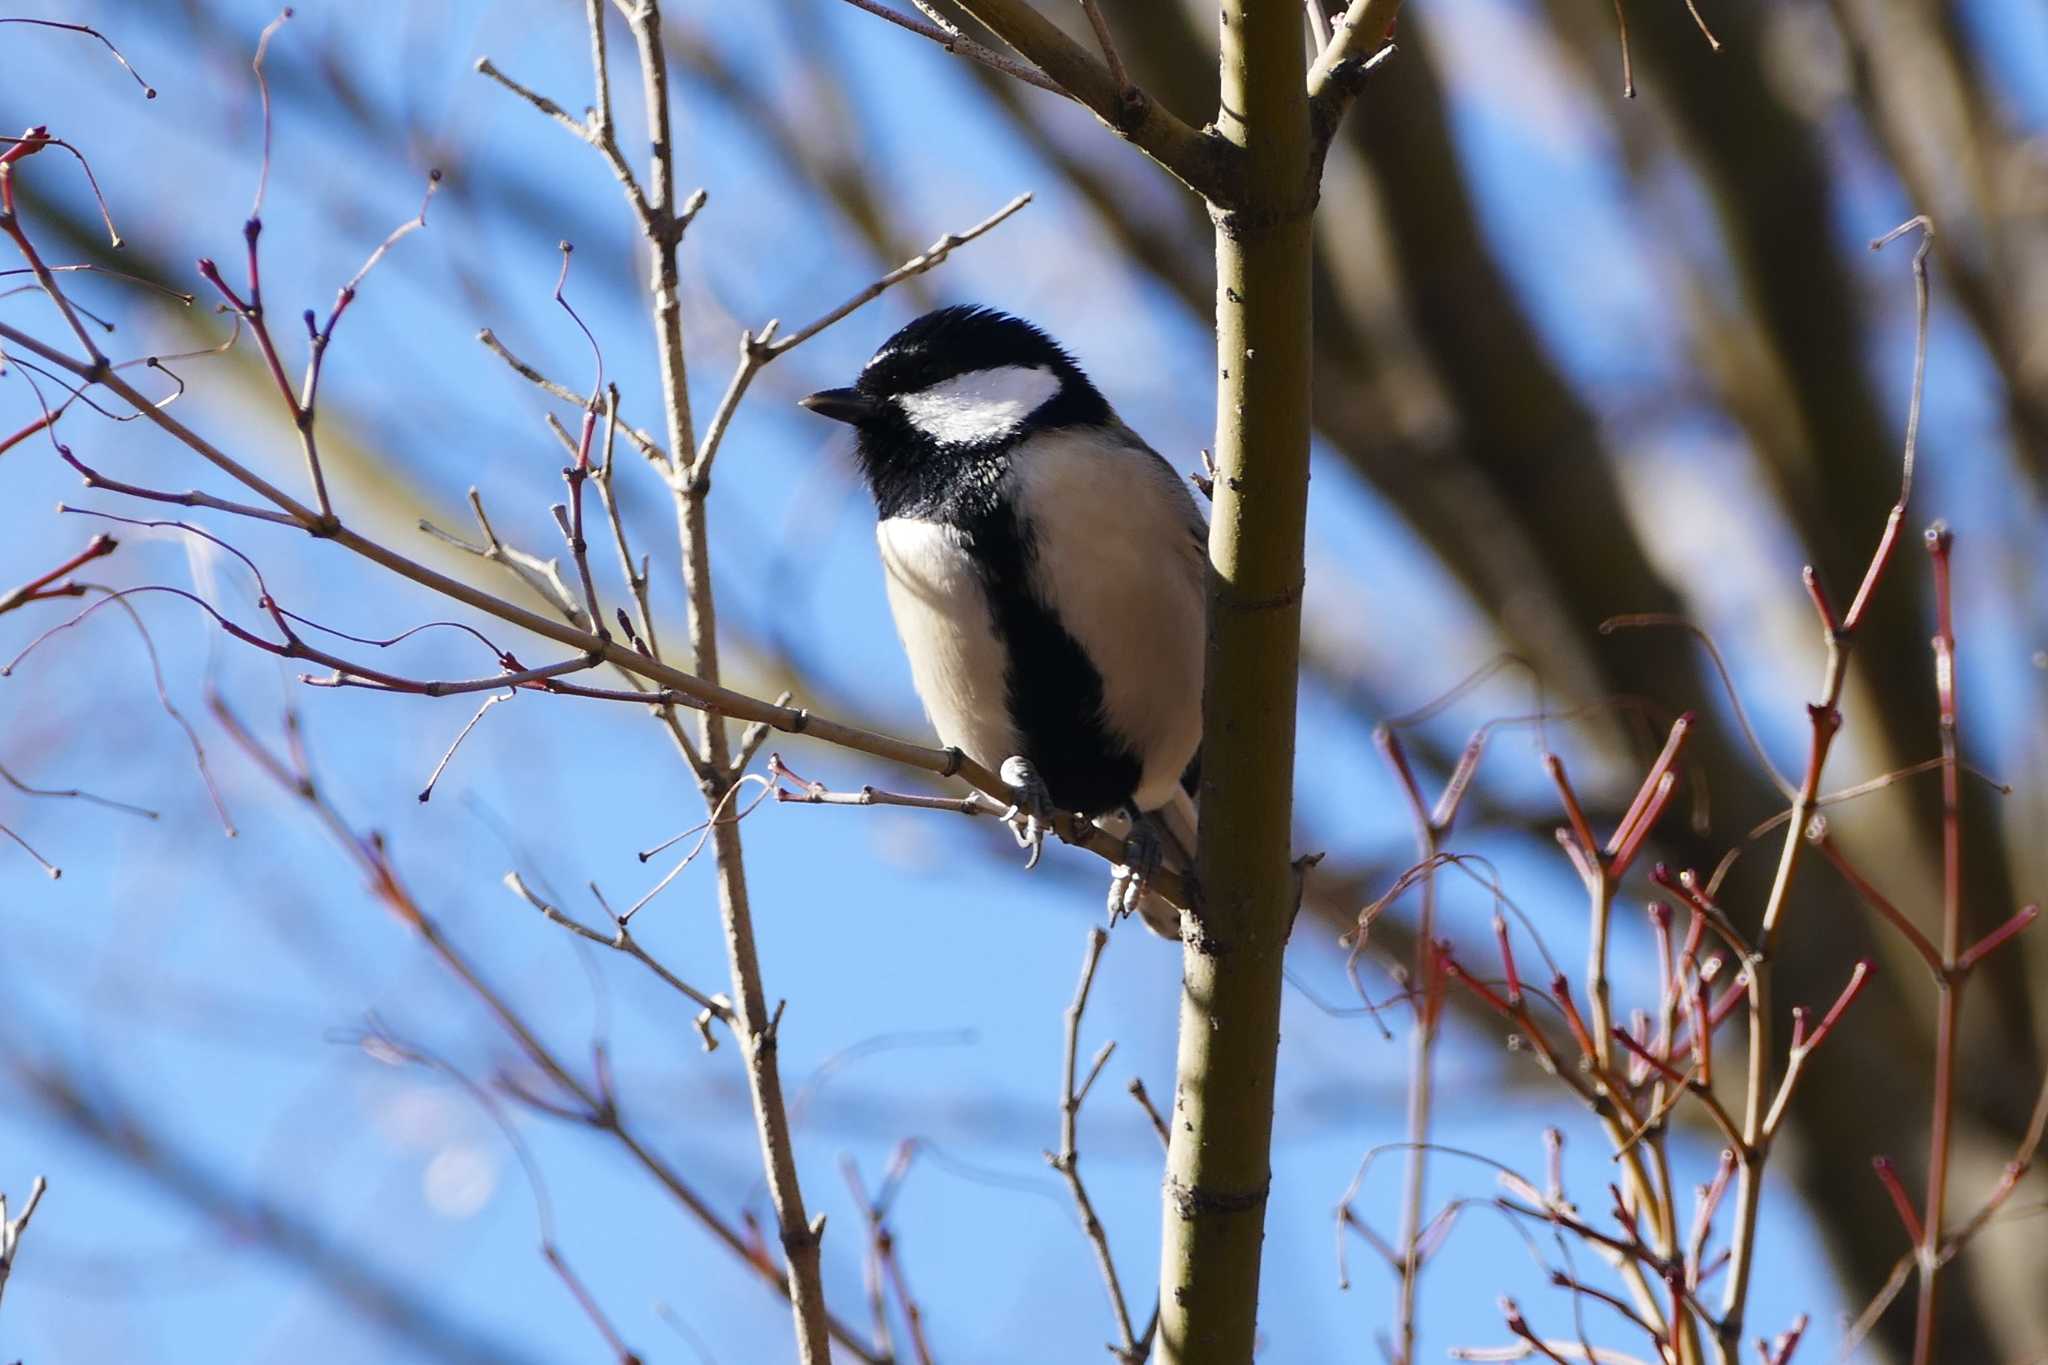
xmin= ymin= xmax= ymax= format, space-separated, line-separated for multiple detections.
xmin=801 ymin=306 xmax=1202 ymax=936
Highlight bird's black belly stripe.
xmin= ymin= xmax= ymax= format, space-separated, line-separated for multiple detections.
xmin=964 ymin=501 xmax=1141 ymax=815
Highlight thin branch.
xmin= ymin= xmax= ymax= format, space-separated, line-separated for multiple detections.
xmin=0 ymin=1175 xmax=50 ymax=1311
xmin=474 ymin=328 xmax=666 ymax=461
xmin=0 ymin=139 xmax=114 ymax=360
xmin=787 ymin=194 xmax=1034 ymax=357
xmin=1049 ymin=928 xmax=1146 ymax=1364
xmin=1598 ymin=615 xmax=1795 ymax=799
xmin=1077 ymin=0 xmax=1133 ymax=98
xmin=692 ymin=192 xmax=1032 ymax=481
xmin=16 ymin=585 xmax=235 ymax=836
xmin=770 ymin=754 xmax=1009 ymax=818
xmin=502 ymin=872 xmax=731 ymax=1023
xmin=834 ymin=0 xmax=1066 ymax=94
xmin=474 ymin=41 xmax=649 ymax=221
xmin=590 ymin=6 xmax=837 ymax=1359
xmin=1129 ymin=1077 xmax=1170 ymax=1149
xmin=0 ymin=19 xmax=156 ymax=97
xmin=1610 ymin=0 xmax=1635 ymax=99
xmin=846 ymin=0 xmax=1239 ymax=201
xmin=0 ymin=533 xmax=117 ymax=614
xmin=420 ymin=488 xmax=584 ymax=628
xmin=0 ymin=757 xmax=158 ymax=821
xmin=1305 ymin=0 xmax=1402 ymax=132
xmin=417 ymin=691 xmax=515 ymax=802
xmin=209 ymin=696 xmax=880 ymax=1363
xmin=0 ymin=820 xmax=61 ymax=878
xmin=767 ymin=753 xmax=1191 ymax=906
xmin=1839 ymin=217 xmax=1934 ymax=634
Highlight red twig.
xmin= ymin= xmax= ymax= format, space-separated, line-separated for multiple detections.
xmin=1808 ymin=834 xmax=1942 ymax=972
xmin=1549 ymin=974 xmax=1598 ymax=1062
xmin=0 ymin=534 xmax=116 ymax=614
xmin=1871 ymin=1157 xmax=1923 ymax=1247
xmin=1611 ymin=1025 xmax=1690 ymax=1088
xmin=1955 ymin=903 xmax=2038 ymax=976
xmin=1606 ymin=713 xmax=1692 ymax=861
xmin=1544 ymin=752 xmax=1600 ymax=864
xmin=1914 ymin=520 xmax=1961 ymax=1365
xmin=1492 ymin=912 xmax=1523 ymax=1008
xmin=1498 ymin=1297 xmax=1572 ymax=1365
xmin=1802 ymin=959 xmax=1872 ymax=1054
xmin=1437 ymin=944 xmax=1514 ymax=1018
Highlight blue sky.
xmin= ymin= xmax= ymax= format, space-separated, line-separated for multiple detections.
xmin=2 ymin=1 xmax=2041 ymax=1362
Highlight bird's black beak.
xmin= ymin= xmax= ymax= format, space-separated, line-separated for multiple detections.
xmin=799 ymin=387 xmax=880 ymax=426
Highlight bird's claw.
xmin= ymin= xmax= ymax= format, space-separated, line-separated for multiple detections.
xmin=999 ymin=755 xmax=1052 ymax=871
xmin=1108 ymin=820 xmax=1163 ymax=925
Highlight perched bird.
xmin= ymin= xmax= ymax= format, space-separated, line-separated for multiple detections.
xmin=800 ymin=305 xmax=1203 ymax=935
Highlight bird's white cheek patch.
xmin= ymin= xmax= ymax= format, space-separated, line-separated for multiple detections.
xmin=895 ymin=365 xmax=1061 ymax=445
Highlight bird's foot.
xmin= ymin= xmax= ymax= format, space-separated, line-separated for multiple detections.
xmin=999 ymin=755 xmax=1052 ymax=870
xmin=1106 ymin=819 xmax=1162 ymax=924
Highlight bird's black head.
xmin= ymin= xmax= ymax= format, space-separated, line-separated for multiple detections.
xmin=801 ymin=306 xmax=1111 ymax=516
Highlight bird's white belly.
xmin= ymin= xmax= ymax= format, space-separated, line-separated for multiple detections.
xmin=875 ymin=517 xmax=1020 ymax=772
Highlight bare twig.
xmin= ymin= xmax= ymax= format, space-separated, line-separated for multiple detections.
xmin=0 ymin=1175 xmax=48 ymax=1311
xmin=842 ymin=1150 xmax=935 ymax=1365
xmin=474 ymin=329 xmax=665 ymax=461
xmin=1372 ymin=723 xmax=1451 ymax=1365
xmin=1077 ymin=0 xmax=1133 ymax=98
xmin=770 ymin=752 xmax=1007 ymax=817
xmin=12 ymin=584 xmax=236 ymax=835
xmin=0 ymin=533 xmax=116 ymax=614
xmin=691 ymin=191 xmax=1032 ymax=483
xmin=834 ymin=0 xmax=1065 ymax=94
xmin=502 ymin=872 xmax=730 ymax=1027
xmin=574 ymin=5 xmax=836 ymax=1357
xmin=1610 ymin=0 xmax=1635 ymax=99
xmin=0 ymin=135 xmax=113 ymax=360
xmin=1048 ymin=928 xmax=1148 ymax=1363
xmin=0 ymin=820 xmax=60 ymax=878
xmin=0 ymin=756 xmax=158 ymax=821
xmin=1128 ymin=1077 xmax=1171 ymax=1149
xmin=840 ymin=0 xmax=1238 ymax=200
xmin=420 ymin=487 xmax=585 ymax=627
xmin=417 ymin=691 xmax=516 ymax=802
xmin=434 ymin=473 xmax=713 ymax=783
xmin=207 ymin=695 xmax=880 ymax=1363
xmin=0 ymin=19 xmax=155 ymax=96
xmin=473 ymin=50 xmax=649 ymax=221
xmin=1704 ymin=214 xmax=1944 ymax=1365
xmin=1912 ymin=522 xmax=1960 ymax=1365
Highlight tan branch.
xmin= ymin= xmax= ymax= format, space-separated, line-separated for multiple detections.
xmin=846 ymin=0 xmax=1239 ymax=202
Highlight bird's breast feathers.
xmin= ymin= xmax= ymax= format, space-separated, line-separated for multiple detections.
xmin=875 ymin=515 xmax=1022 ymax=775
xmin=876 ymin=426 xmax=1204 ymax=811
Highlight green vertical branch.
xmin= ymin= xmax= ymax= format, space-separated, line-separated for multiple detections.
xmin=1156 ymin=1 xmax=1316 ymax=1360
